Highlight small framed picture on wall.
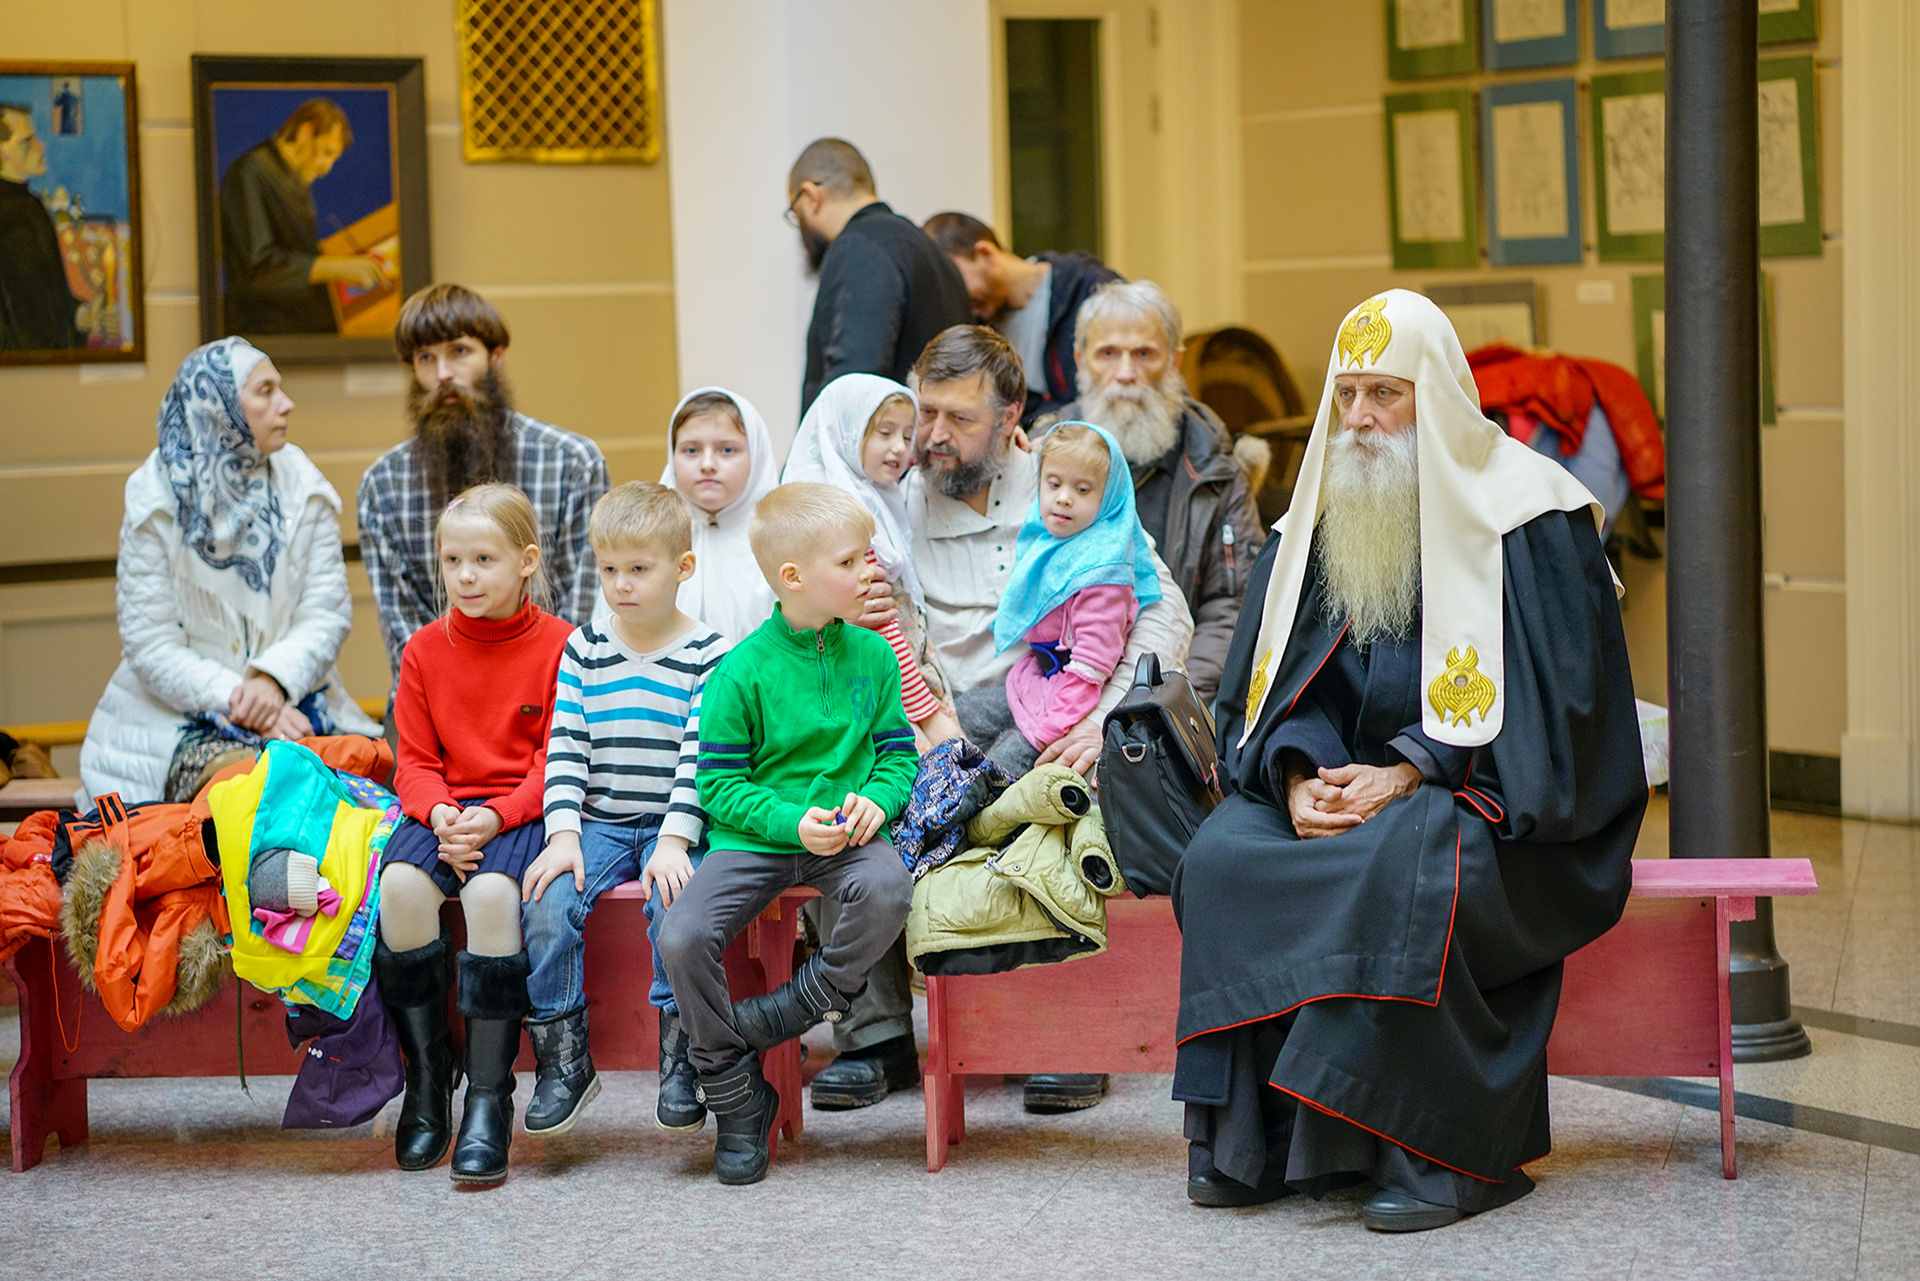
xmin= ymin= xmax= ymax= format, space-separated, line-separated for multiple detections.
xmin=1591 ymin=0 xmax=1664 ymax=60
xmin=0 ymin=61 xmax=144 ymax=366
xmin=1757 ymin=55 xmax=1822 ymax=257
xmin=1482 ymin=78 xmax=1582 ymax=265
xmin=1482 ymin=0 xmax=1577 ymax=71
xmin=1384 ymin=89 xmax=1480 ymax=269
xmin=1590 ymin=69 xmax=1666 ymax=262
xmin=1387 ymin=0 xmax=1478 ymax=80
xmin=191 ymin=55 xmax=432 ymax=364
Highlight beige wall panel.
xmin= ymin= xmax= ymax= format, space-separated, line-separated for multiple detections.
xmin=1617 ymin=544 xmax=1667 ymax=706
xmin=4 ymin=301 xmax=199 ymax=469
xmin=336 ymin=563 xmax=390 ymax=703
xmin=0 ymin=578 xmax=120 ymax=727
xmin=1240 ymin=0 xmax=1383 ymax=116
xmin=427 ymin=133 xmax=677 ymax=287
xmin=1770 ymin=246 xmax=1844 ymax=410
xmin=1763 ymin=413 xmax=1845 ymax=582
xmin=483 ymin=292 xmax=680 ymax=444
xmin=138 ymin=127 xmax=199 ymax=295
xmin=1 ymin=5 xmax=137 ymax=58
xmin=1532 ymin=270 xmax=1639 ymax=370
xmin=1242 ymin=114 xmax=1388 ymax=262
xmin=1765 ymin=586 xmax=1847 ymax=755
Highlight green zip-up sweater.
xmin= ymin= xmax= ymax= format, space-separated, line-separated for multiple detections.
xmin=696 ymin=605 xmax=919 ymax=854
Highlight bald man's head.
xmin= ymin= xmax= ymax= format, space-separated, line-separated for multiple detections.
xmin=788 ymin=137 xmax=875 ymax=200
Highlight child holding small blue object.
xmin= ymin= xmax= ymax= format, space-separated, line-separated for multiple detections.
xmin=520 ymin=481 xmax=729 ymax=1139
xmin=994 ymin=421 xmax=1163 ymax=774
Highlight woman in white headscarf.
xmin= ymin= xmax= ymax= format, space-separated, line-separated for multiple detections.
xmin=786 ymin=373 xmax=959 ymax=748
xmin=660 ymin=387 xmax=783 ymax=644
xmin=78 ymin=338 xmax=379 ymax=807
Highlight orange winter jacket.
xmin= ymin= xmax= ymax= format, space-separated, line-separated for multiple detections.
xmin=0 ymin=810 xmax=64 ymax=965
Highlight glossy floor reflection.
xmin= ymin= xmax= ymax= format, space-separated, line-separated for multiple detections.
xmin=2 ymin=801 xmax=1915 ymax=1279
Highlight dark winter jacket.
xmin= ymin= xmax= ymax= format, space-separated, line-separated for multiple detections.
xmin=802 ymin=201 xmax=974 ymax=415
xmin=1047 ymin=397 xmax=1265 ymax=706
xmin=1022 ymin=251 xmax=1123 ymax=425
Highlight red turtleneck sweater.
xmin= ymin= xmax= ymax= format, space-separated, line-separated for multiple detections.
xmin=394 ymin=599 xmax=574 ymax=830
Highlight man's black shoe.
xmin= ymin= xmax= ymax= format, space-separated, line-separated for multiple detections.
xmin=1361 ymin=1187 xmax=1464 ymax=1232
xmin=808 ymin=1034 xmax=919 ymax=1110
xmin=1022 ymin=1073 xmax=1109 ymax=1113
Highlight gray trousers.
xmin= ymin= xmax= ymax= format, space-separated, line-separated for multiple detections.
xmin=657 ymin=838 xmax=913 ymax=1076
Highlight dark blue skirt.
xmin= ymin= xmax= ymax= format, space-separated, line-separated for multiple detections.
xmin=383 ymin=799 xmax=546 ymax=898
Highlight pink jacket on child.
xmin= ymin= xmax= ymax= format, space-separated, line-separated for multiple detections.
xmin=1005 ymin=583 xmax=1139 ymax=749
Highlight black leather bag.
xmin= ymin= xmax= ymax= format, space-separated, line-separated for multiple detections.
xmin=1097 ymin=654 xmax=1223 ymax=896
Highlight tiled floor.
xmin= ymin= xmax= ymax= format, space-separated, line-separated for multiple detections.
xmin=3 ymin=799 xmax=1917 ymax=1280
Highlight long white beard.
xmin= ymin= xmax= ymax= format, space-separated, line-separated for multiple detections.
xmin=1077 ymin=365 xmax=1185 ymax=463
xmin=1316 ymin=427 xmax=1421 ymax=647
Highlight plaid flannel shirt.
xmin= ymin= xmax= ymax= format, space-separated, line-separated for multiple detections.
xmin=356 ymin=412 xmax=610 ymax=679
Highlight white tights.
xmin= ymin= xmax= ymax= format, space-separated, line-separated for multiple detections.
xmin=377 ymin=862 xmax=523 ymax=956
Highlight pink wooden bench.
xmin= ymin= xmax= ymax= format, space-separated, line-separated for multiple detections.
xmin=7 ymin=883 xmax=816 ymax=1173
xmin=922 ymin=858 xmax=1818 ymax=1177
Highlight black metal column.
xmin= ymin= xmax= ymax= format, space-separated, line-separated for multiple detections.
xmin=1665 ymin=0 xmax=1808 ymax=1061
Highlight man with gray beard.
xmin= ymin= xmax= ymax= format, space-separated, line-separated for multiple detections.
xmin=1043 ymin=280 xmax=1264 ymax=704
xmin=1172 ymin=292 xmax=1645 ymax=1232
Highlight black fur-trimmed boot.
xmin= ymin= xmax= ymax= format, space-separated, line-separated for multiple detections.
xmin=523 ymin=1004 xmax=600 ymax=1136
xmin=697 ymin=1053 xmax=781 ymax=1185
xmin=729 ymin=953 xmax=855 ymax=1052
xmin=656 ymin=1010 xmax=706 ymax=1132
xmin=451 ymin=949 xmax=531 ymax=1186
xmin=372 ymin=931 xmax=455 ymax=1171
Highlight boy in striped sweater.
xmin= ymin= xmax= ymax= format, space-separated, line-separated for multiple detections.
xmin=520 ymin=482 xmax=728 ymax=1137
xmin=658 ymin=483 xmax=919 ymax=1185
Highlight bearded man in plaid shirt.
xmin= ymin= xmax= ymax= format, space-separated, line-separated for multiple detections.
xmin=358 ymin=284 xmax=609 ymax=690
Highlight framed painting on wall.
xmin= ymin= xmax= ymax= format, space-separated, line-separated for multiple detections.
xmin=1482 ymin=0 xmax=1577 ymax=71
xmin=1757 ymin=55 xmax=1821 ymax=257
xmin=192 ymin=55 xmax=431 ymax=364
xmin=1591 ymin=0 xmax=1664 ymax=61
xmin=1590 ymin=69 xmax=1666 ymax=262
xmin=0 ymin=61 xmax=144 ymax=366
xmin=1426 ymin=280 xmax=1539 ymax=349
xmin=1385 ymin=89 xmax=1480 ymax=270
xmin=1387 ymin=0 xmax=1477 ymax=80
xmin=1481 ymin=78 xmax=1581 ymax=265
xmin=1758 ymin=0 xmax=1817 ymax=45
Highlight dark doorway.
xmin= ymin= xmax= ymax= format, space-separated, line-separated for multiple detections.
xmin=1005 ymin=18 xmax=1104 ymax=258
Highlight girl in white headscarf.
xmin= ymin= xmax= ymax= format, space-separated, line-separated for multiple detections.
xmin=78 ymin=338 xmax=379 ymax=807
xmin=786 ymin=373 xmax=960 ymax=748
xmin=660 ymin=388 xmax=782 ymax=643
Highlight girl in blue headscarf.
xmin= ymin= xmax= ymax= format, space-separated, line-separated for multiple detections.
xmin=995 ymin=422 xmax=1162 ymax=770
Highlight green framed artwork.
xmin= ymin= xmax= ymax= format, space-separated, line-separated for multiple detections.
xmin=1633 ymin=271 xmax=1778 ymax=427
xmin=1758 ymin=55 xmax=1822 ymax=257
xmin=1387 ymin=0 xmax=1477 ymax=80
xmin=1384 ymin=89 xmax=1479 ymax=269
xmin=1591 ymin=69 xmax=1666 ymax=262
xmin=1758 ymin=0 xmax=1817 ymax=45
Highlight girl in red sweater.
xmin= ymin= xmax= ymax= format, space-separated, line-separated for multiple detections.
xmin=371 ymin=483 xmax=573 ymax=1188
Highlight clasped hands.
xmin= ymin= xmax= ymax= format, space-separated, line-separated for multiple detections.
xmin=798 ymin=792 xmax=885 ymax=856
xmin=227 ymin=671 xmax=312 ymax=740
xmin=429 ymin=803 xmax=503 ymax=880
xmin=1284 ymin=754 xmax=1422 ymax=839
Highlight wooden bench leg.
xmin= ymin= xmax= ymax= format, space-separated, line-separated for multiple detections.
xmin=9 ymin=937 xmax=88 ymax=1173
xmin=1716 ymin=896 xmax=1750 ymax=1180
xmin=924 ymin=974 xmax=961 ymax=1172
xmin=749 ymin=903 xmax=805 ymax=1151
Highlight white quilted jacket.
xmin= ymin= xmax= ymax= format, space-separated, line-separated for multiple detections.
xmin=77 ymin=444 xmax=379 ymax=808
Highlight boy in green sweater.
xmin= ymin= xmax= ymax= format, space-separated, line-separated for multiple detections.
xmin=657 ymin=482 xmax=919 ymax=1185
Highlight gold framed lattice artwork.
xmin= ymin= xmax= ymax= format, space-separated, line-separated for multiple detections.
xmin=456 ymin=0 xmax=660 ymax=163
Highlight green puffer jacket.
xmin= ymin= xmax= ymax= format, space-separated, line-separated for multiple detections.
xmin=906 ymin=765 xmax=1128 ymax=976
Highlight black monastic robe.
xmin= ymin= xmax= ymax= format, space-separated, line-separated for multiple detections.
xmin=0 ymin=176 xmax=82 ymax=350
xmin=1172 ymin=507 xmax=1646 ymax=1205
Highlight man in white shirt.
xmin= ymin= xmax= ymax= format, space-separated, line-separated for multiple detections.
xmin=807 ymin=324 xmax=1191 ymax=1116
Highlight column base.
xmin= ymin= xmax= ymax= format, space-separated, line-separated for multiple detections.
xmin=1731 ymin=1016 xmax=1811 ymax=1063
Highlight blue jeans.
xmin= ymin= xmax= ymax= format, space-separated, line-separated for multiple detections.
xmin=523 ymin=819 xmax=691 ymax=1020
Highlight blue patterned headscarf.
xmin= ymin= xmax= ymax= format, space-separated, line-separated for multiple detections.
xmin=156 ymin=338 xmax=285 ymax=596
xmin=993 ymin=422 xmax=1162 ymax=654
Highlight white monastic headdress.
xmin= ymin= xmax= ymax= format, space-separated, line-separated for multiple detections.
xmin=1241 ymin=289 xmax=1612 ymax=748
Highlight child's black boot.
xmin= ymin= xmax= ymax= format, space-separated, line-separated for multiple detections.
xmin=729 ymin=953 xmax=854 ymax=1051
xmin=656 ymin=1009 xmax=707 ymax=1132
xmin=523 ymin=1004 xmax=600 ymax=1135
xmin=372 ymin=930 xmax=455 ymax=1171
xmin=451 ymin=949 xmax=531 ymax=1186
xmin=697 ymin=1053 xmax=781 ymax=1185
